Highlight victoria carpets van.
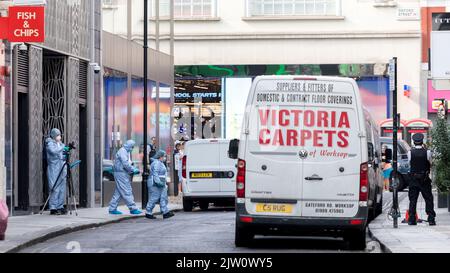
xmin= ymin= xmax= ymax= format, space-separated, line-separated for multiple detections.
xmin=182 ymin=139 xmax=236 ymax=211
xmin=228 ymin=76 xmax=383 ymax=250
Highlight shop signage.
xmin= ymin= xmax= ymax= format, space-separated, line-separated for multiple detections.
xmin=388 ymin=59 xmax=396 ymax=92
xmin=431 ymin=31 xmax=450 ymax=79
xmin=428 ymin=81 xmax=450 ymax=113
xmin=432 ymin=12 xmax=450 ymax=31
xmin=0 ymin=6 xmax=45 ymax=42
xmin=175 ymin=91 xmax=222 ymax=103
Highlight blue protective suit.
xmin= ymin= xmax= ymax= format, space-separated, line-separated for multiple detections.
xmin=146 ymin=154 xmax=169 ymax=215
xmin=45 ymin=129 xmax=67 ymax=210
xmin=108 ymin=140 xmax=139 ymax=212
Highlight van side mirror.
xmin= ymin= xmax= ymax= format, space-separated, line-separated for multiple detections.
xmin=228 ymin=139 xmax=240 ymax=159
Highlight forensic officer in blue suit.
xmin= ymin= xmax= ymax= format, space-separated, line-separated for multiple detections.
xmin=45 ymin=128 xmax=67 ymax=215
xmin=145 ymin=150 xmax=175 ymax=219
xmin=108 ymin=140 xmax=143 ymax=215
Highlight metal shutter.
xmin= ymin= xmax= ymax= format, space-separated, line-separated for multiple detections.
xmin=17 ymin=51 xmax=29 ymax=88
xmin=79 ymin=60 xmax=88 ymax=103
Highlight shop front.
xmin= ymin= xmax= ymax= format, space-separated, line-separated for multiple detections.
xmin=405 ymin=119 xmax=433 ymax=146
xmin=379 ymin=119 xmax=407 ymax=141
xmin=175 ymin=64 xmax=391 ymax=140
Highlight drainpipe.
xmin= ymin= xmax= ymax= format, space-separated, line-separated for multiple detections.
xmin=87 ymin=0 xmax=96 ymax=208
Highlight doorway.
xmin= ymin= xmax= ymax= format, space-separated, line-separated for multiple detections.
xmin=17 ymin=92 xmax=29 ymax=210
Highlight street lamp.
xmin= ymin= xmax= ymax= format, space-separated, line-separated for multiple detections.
xmin=142 ymin=0 xmax=149 ymax=209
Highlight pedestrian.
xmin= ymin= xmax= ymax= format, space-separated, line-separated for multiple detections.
xmin=149 ymin=137 xmax=157 ymax=159
xmin=45 ymin=128 xmax=67 ymax=215
xmin=173 ymin=141 xmax=182 ymax=196
xmin=108 ymin=140 xmax=143 ymax=215
xmin=145 ymin=150 xmax=175 ymax=219
xmin=407 ymin=133 xmax=436 ymax=226
xmin=381 ymin=144 xmax=393 ymax=191
xmin=177 ymin=141 xmax=186 ymax=194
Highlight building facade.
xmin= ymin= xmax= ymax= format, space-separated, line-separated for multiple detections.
xmin=104 ymin=0 xmax=450 ymax=141
xmin=2 ymin=0 xmax=103 ymax=214
xmin=102 ymin=0 xmax=175 ymax=199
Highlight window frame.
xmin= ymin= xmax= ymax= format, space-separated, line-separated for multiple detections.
xmin=245 ymin=0 xmax=342 ymax=18
xmin=149 ymin=0 xmax=218 ymax=19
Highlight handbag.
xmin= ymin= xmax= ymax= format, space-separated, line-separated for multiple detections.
xmin=0 ymin=200 xmax=9 ymax=240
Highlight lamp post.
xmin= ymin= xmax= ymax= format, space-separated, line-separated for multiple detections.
xmin=142 ymin=0 xmax=149 ymax=209
xmin=390 ymin=57 xmax=400 ymax=228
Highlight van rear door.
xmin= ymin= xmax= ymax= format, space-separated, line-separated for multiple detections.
xmin=186 ymin=142 xmax=221 ymax=192
xmin=244 ymin=78 xmax=304 ymax=217
xmin=300 ymin=80 xmax=362 ymax=218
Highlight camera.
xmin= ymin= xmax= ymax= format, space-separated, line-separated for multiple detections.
xmin=92 ymin=63 xmax=101 ymax=74
xmin=64 ymin=142 xmax=77 ymax=155
xmin=68 ymin=142 xmax=76 ymax=150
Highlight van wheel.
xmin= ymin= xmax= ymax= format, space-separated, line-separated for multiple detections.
xmin=199 ymin=201 xmax=209 ymax=211
xmin=235 ymin=225 xmax=254 ymax=247
xmin=183 ymin=198 xmax=193 ymax=212
xmin=345 ymin=230 xmax=367 ymax=251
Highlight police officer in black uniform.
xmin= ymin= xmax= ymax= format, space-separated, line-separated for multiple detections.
xmin=407 ymin=133 xmax=436 ymax=226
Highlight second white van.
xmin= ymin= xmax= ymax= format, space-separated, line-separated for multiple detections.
xmin=182 ymin=139 xmax=236 ymax=211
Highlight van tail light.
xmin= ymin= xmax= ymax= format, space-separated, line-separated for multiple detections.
xmin=236 ymin=159 xmax=246 ymax=198
xmin=182 ymin=156 xmax=187 ymax=179
xmin=359 ymin=162 xmax=369 ymax=201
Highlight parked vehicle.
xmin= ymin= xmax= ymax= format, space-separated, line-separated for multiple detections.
xmin=182 ymin=139 xmax=236 ymax=211
xmin=229 ymin=75 xmax=383 ymax=250
xmin=380 ymin=137 xmax=411 ymax=192
xmin=103 ymin=159 xmax=114 ymax=181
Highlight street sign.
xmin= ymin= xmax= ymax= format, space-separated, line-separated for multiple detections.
xmin=389 ymin=59 xmax=396 ymax=91
xmin=0 ymin=6 xmax=45 ymax=43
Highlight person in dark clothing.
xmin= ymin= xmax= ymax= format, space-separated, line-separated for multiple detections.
xmin=407 ymin=133 xmax=436 ymax=226
xmin=149 ymin=137 xmax=157 ymax=160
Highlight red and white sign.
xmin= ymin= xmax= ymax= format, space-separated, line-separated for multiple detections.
xmin=0 ymin=6 xmax=45 ymax=43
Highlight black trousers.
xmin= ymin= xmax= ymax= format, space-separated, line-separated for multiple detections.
xmin=408 ymin=174 xmax=436 ymax=220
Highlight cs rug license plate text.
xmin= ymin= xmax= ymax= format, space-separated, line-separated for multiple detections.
xmin=176 ymin=257 xmax=273 ymax=271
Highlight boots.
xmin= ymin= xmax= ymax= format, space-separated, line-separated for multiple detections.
xmin=428 ymin=216 xmax=436 ymax=226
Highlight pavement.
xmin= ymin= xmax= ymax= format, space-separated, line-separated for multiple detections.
xmin=0 ymin=196 xmax=182 ymax=253
xmin=369 ymin=190 xmax=450 ymax=253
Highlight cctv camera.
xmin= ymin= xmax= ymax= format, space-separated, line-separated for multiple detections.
xmin=92 ymin=63 xmax=101 ymax=74
xmin=18 ymin=43 xmax=27 ymax=52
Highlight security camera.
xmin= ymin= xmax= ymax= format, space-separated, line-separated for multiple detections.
xmin=18 ymin=43 xmax=28 ymax=52
xmin=92 ymin=63 xmax=101 ymax=74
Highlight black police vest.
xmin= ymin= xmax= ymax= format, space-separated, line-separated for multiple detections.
xmin=410 ymin=148 xmax=430 ymax=174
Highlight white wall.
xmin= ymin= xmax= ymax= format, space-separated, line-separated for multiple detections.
xmin=103 ymin=0 xmax=424 ymax=119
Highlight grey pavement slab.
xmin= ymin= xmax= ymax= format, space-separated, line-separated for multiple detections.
xmin=0 ymin=203 xmax=182 ymax=253
xmin=369 ymin=191 xmax=450 ymax=253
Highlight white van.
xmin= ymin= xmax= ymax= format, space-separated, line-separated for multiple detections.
xmin=228 ymin=76 xmax=383 ymax=250
xmin=181 ymin=139 xmax=236 ymax=211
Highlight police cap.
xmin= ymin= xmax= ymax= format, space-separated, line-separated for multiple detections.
xmin=412 ymin=133 xmax=425 ymax=143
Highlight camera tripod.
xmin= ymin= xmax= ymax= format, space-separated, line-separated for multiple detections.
xmin=40 ymin=146 xmax=82 ymax=216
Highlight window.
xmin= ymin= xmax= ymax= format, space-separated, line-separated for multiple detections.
xmin=247 ymin=0 xmax=340 ymax=17
xmin=150 ymin=0 xmax=217 ymax=18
